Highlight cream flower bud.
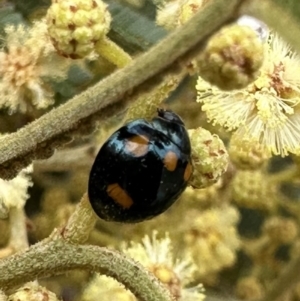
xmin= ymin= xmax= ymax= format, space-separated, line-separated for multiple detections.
xmin=47 ymin=0 xmax=111 ymax=59
xmin=184 ymin=205 xmax=240 ymax=277
xmin=197 ymin=24 xmax=264 ymax=90
xmin=263 ymin=217 xmax=298 ymax=244
xmin=232 ymin=170 xmax=277 ymax=211
xmin=188 ymin=128 xmax=228 ymax=189
xmin=229 ymin=135 xmax=270 ymax=170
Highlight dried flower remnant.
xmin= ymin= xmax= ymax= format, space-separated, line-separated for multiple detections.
xmin=0 ymin=21 xmax=70 ymax=113
xmin=196 ymin=32 xmax=300 ymax=156
xmin=123 ymin=231 xmax=205 ymax=301
xmin=184 ymin=205 xmax=240 ymax=278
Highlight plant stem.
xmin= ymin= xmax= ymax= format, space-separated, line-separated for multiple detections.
xmin=0 ymin=237 xmax=173 ymax=301
xmin=95 ymin=36 xmax=132 ymax=67
xmin=125 ymin=71 xmax=187 ymax=122
xmin=0 ymin=0 xmax=243 ymax=180
xmin=61 ymin=193 xmax=97 ymax=244
xmin=8 ymin=207 xmax=28 ymax=252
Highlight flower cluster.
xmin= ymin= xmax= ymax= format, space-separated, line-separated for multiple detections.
xmin=0 ymin=164 xmax=33 ymax=219
xmin=188 ymin=127 xmax=229 ymax=189
xmin=46 ymin=0 xmax=111 ymax=59
xmin=123 ymin=231 xmax=205 ymax=301
xmin=184 ymin=205 xmax=241 ymax=278
xmin=0 ymin=20 xmax=70 ymax=113
xmin=82 ymin=231 xmax=205 ymax=301
xmin=232 ymin=169 xmax=277 ymax=211
xmin=196 ymin=33 xmax=300 ymax=156
xmin=196 ymin=24 xmax=264 ymax=91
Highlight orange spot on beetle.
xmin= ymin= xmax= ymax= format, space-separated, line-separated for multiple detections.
xmin=164 ymin=151 xmax=178 ymax=171
xmin=184 ymin=162 xmax=193 ymax=181
xmin=125 ymin=135 xmax=149 ymax=157
xmin=107 ymin=183 xmax=133 ymax=209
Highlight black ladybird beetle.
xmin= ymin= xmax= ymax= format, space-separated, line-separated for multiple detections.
xmin=88 ymin=108 xmax=193 ymax=223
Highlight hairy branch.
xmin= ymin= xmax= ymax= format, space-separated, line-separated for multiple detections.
xmin=0 ymin=236 xmax=173 ymax=301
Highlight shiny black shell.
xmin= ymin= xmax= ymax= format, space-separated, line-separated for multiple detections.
xmin=88 ymin=109 xmax=192 ymax=223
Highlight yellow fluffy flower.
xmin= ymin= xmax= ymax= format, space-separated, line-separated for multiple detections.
xmin=123 ymin=231 xmax=205 ymax=301
xmin=82 ymin=232 xmax=205 ymax=301
xmin=0 ymin=165 xmax=32 ymax=219
xmin=184 ymin=205 xmax=241 ymax=277
xmin=8 ymin=282 xmax=60 ymax=301
xmin=82 ymin=275 xmax=135 ymax=301
xmin=196 ymin=33 xmax=300 ymax=156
